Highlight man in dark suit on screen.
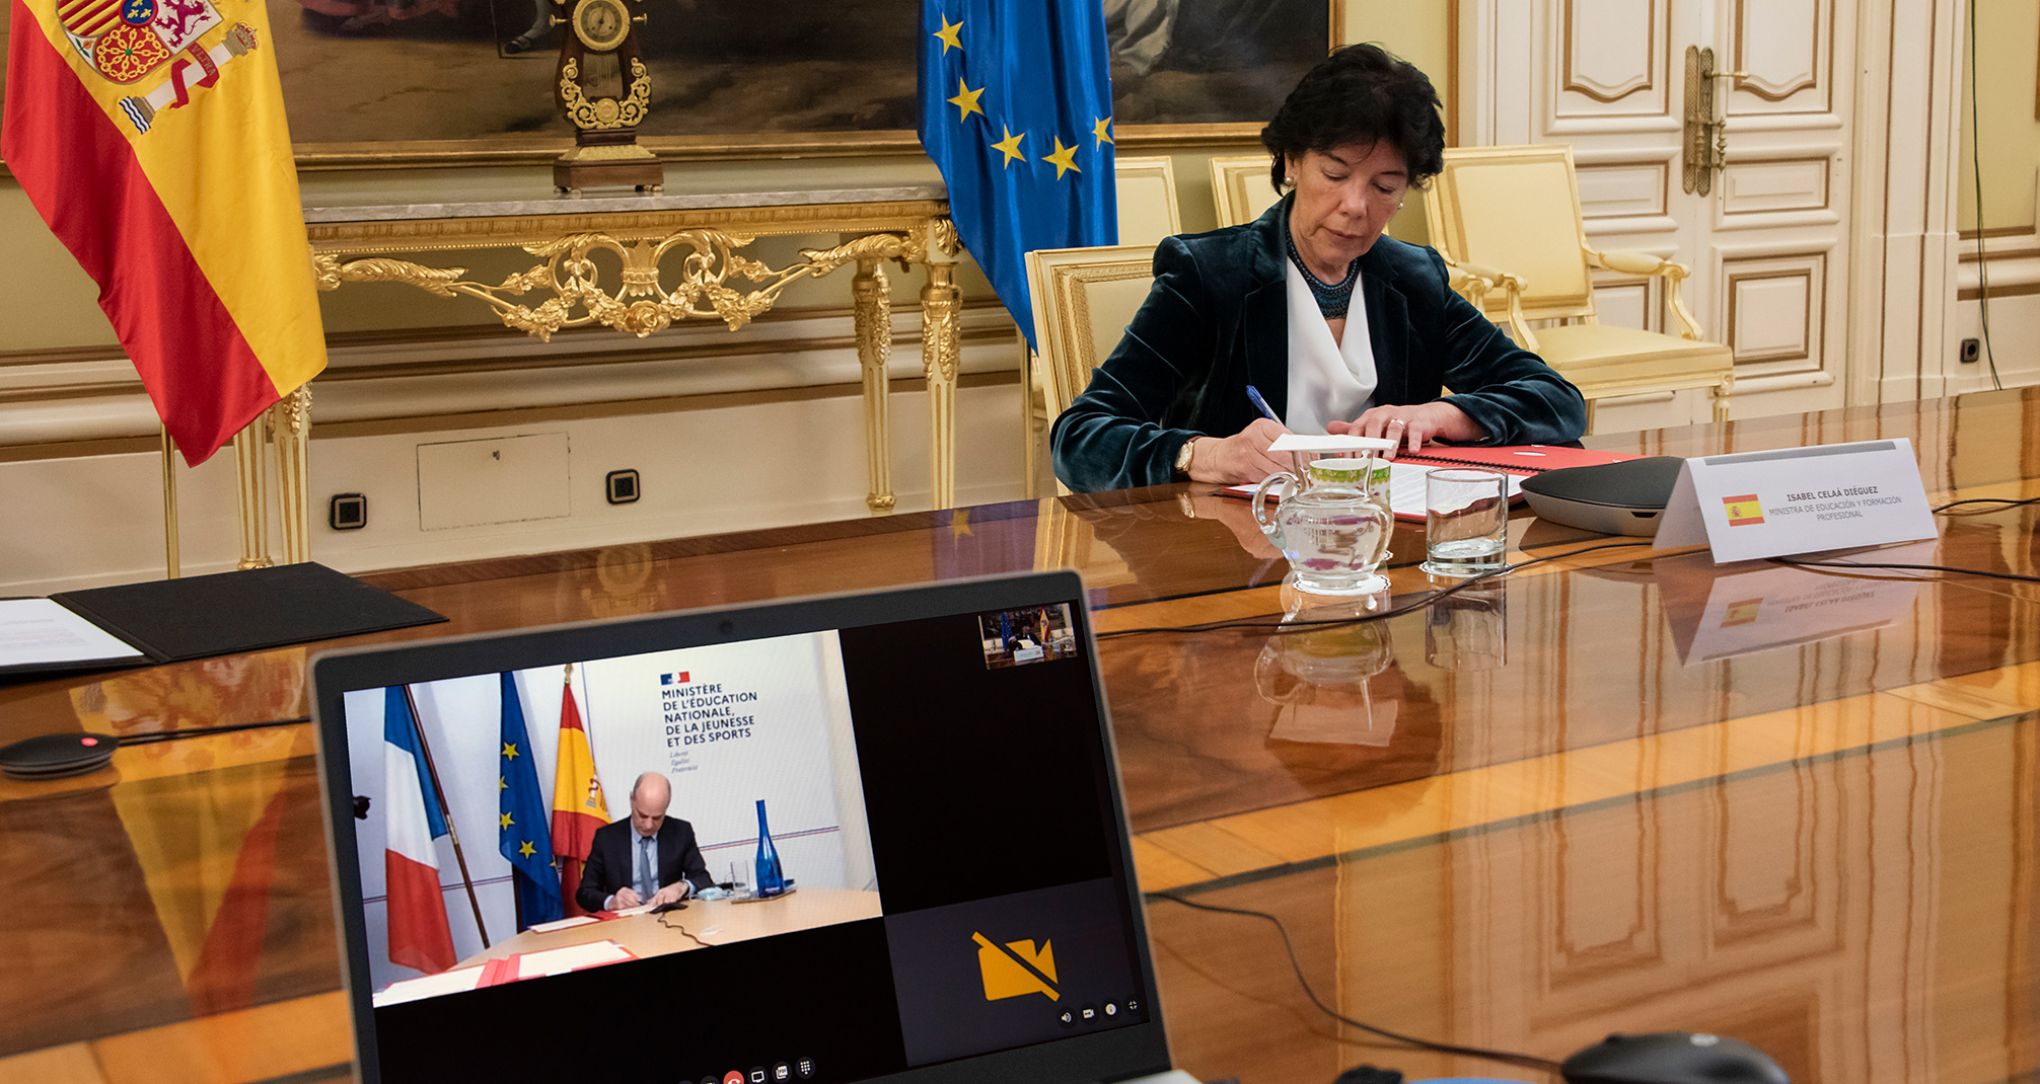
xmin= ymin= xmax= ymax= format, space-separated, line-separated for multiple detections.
xmin=575 ymin=771 xmax=713 ymax=913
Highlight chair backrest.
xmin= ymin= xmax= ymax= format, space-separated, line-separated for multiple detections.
xmin=1208 ymin=154 xmax=1281 ymax=229
xmin=1025 ymin=245 xmax=1157 ymax=423
xmin=1422 ymin=144 xmax=1598 ymax=324
xmin=1112 ymin=156 xmax=1182 ymax=246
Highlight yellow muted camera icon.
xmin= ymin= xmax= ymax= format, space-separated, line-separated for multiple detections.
xmin=972 ymin=931 xmax=1060 ymax=1002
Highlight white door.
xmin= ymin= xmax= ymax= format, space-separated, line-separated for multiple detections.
xmin=1466 ymin=0 xmax=1856 ymax=428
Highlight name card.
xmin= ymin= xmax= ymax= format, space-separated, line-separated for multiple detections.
xmin=1655 ymin=438 xmax=1937 ymax=564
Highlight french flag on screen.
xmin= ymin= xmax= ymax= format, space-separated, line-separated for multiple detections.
xmin=383 ymin=686 xmax=456 ymax=975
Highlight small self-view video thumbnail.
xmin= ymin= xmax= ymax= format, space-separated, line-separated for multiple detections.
xmin=976 ymin=604 xmax=1078 ymax=669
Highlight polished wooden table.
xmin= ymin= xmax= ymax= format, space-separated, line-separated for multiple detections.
xmin=454 ymin=889 xmax=883 ymax=970
xmin=2 ymin=389 xmax=2036 ymax=1083
xmin=367 ymin=889 xmax=886 ymax=1007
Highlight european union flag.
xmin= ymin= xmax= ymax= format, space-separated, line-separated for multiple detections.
xmin=498 ymin=672 xmax=563 ymax=929
xmin=919 ymin=0 xmax=1117 ymax=350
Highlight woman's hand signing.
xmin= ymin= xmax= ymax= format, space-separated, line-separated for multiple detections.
xmin=1327 ymin=402 xmax=1483 ymax=457
xmin=1186 ymin=418 xmax=1291 ymax=484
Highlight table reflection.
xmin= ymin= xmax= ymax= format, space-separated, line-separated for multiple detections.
xmin=1258 ymin=586 xmax=1401 ymax=748
xmin=1653 ymin=546 xmax=1929 ymax=665
xmin=1425 ymin=576 xmax=1508 ymax=671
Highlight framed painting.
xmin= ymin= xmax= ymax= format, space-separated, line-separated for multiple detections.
xmin=0 ymin=0 xmax=1344 ymax=166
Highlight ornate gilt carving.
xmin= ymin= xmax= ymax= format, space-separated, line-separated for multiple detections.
xmin=852 ymin=258 xmax=895 ymax=512
xmin=313 ymin=252 xmax=470 ymax=296
xmin=275 ymin=384 xmax=313 ymax=436
xmin=312 ymin=226 xmax=937 ymax=341
xmin=919 ymin=264 xmax=963 ymax=385
xmin=559 ymin=56 xmax=651 ymax=132
xmin=851 ymin=259 xmax=893 ymax=375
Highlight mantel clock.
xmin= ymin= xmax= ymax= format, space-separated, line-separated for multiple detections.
xmin=551 ymin=0 xmax=663 ymax=194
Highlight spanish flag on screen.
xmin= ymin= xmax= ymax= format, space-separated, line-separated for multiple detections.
xmin=551 ymin=680 xmax=608 ymax=916
xmin=2 ymin=0 xmax=326 ymax=466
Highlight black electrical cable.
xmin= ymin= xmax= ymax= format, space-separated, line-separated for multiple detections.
xmin=1773 ymin=554 xmax=2040 ymax=584
xmin=1150 ymin=892 xmax=1564 ymax=1076
xmin=1097 ymin=540 xmax=1655 ymax=640
xmin=657 ymin=910 xmax=712 ymax=949
xmin=1933 ymin=495 xmax=2040 ymax=515
xmin=1967 ymin=0 xmax=2006 ymax=391
xmin=112 ymin=715 xmax=312 ymax=746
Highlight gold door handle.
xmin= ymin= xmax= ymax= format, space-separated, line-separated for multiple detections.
xmin=1682 ymin=47 xmax=1744 ymax=195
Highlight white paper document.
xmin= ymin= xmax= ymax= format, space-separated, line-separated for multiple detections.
xmin=372 ymin=966 xmax=483 ymax=1007
xmin=1229 ymin=462 xmax=1521 ymax=519
xmin=1266 ymin=433 xmax=1397 ymax=453
xmin=0 ymin=599 xmax=146 ymax=669
xmin=515 ymin=939 xmax=633 ymax=978
xmin=526 ymin=914 xmax=602 ymax=933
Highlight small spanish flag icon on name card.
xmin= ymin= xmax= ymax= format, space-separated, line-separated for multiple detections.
xmin=1722 ymin=495 xmax=1766 ymax=526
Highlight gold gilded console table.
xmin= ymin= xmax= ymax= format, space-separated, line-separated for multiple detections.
xmin=301 ymin=186 xmax=962 ymax=514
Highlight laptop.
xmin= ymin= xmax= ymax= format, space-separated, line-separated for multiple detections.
xmin=311 ymin=571 xmax=1198 ymax=1084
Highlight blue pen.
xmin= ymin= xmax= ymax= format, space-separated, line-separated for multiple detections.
xmin=1244 ymin=384 xmax=1280 ymax=423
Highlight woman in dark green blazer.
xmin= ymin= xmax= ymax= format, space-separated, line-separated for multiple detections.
xmin=1050 ymin=45 xmax=1586 ymax=494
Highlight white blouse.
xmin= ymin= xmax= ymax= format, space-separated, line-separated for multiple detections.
xmin=1282 ymin=258 xmax=1377 ymax=434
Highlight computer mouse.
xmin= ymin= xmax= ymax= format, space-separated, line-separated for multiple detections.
xmin=1561 ymin=1031 xmax=1789 ymax=1084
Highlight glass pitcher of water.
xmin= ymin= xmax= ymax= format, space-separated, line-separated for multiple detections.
xmin=1251 ymin=452 xmax=1396 ymax=596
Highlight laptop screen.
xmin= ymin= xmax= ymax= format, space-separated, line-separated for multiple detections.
xmin=311 ymin=573 xmax=1168 ymax=1084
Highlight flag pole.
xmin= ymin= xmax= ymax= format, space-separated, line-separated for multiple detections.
xmin=554 ymin=665 xmax=579 ymax=902
xmin=401 ymin=683 xmax=491 ymax=949
xmin=159 ymin=426 xmax=180 ymax=579
xmin=553 ymin=662 xmax=574 ymax=888
xmin=566 ymin=661 xmax=591 ymax=755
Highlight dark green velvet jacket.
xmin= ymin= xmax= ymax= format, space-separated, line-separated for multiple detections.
xmin=1049 ymin=199 xmax=1587 ymax=493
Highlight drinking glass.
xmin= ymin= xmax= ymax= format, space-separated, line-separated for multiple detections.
xmin=1421 ymin=469 xmax=1509 ymax=577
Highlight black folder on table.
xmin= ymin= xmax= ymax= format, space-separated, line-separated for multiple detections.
xmin=2 ymin=562 xmax=446 ymax=678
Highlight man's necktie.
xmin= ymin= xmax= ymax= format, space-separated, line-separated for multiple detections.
xmin=637 ymin=836 xmax=655 ymax=899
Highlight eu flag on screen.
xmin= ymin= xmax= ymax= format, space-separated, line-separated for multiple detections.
xmin=499 ymin=672 xmax=563 ymax=929
xmin=919 ymin=0 xmax=1118 ymax=350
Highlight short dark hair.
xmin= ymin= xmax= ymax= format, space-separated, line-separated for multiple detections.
xmin=1260 ymin=43 xmax=1446 ymax=192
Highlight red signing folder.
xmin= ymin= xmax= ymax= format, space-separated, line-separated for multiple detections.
xmin=1380 ymin=444 xmax=1642 ymax=477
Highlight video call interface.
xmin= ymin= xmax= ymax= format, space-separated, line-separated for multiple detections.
xmin=337 ymin=601 xmax=1150 ymax=1082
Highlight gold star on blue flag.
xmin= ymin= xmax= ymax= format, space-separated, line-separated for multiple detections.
xmin=918 ymin=0 xmax=1117 ymax=350
xmin=498 ymin=672 xmax=562 ymax=929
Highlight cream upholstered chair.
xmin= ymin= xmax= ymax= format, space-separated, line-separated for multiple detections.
xmin=1023 ymin=244 xmax=1157 ymax=496
xmin=1018 ymin=157 xmax=1180 ymax=497
xmin=1112 ymin=155 xmax=1182 ymax=245
xmin=1208 ymin=154 xmax=1281 ymax=228
xmin=1421 ymin=144 xmax=1733 ymax=430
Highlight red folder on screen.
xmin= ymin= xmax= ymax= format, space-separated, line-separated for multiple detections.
xmin=476 ymin=940 xmax=638 ymax=986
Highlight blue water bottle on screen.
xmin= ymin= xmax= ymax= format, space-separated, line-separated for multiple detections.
xmin=755 ymin=798 xmax=786 ymax=898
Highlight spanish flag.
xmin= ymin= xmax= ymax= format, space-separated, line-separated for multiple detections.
xmin=550 ymin=676 xmax=608 ymax=916
xmin=3 ymin=0 xmax=326 ymax=466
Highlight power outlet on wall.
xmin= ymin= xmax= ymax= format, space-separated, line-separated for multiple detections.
xmin=329 ymin=493 xmax=367 ymax=531
xmin=1959 ymin=338 xmax=1981 ymax=364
